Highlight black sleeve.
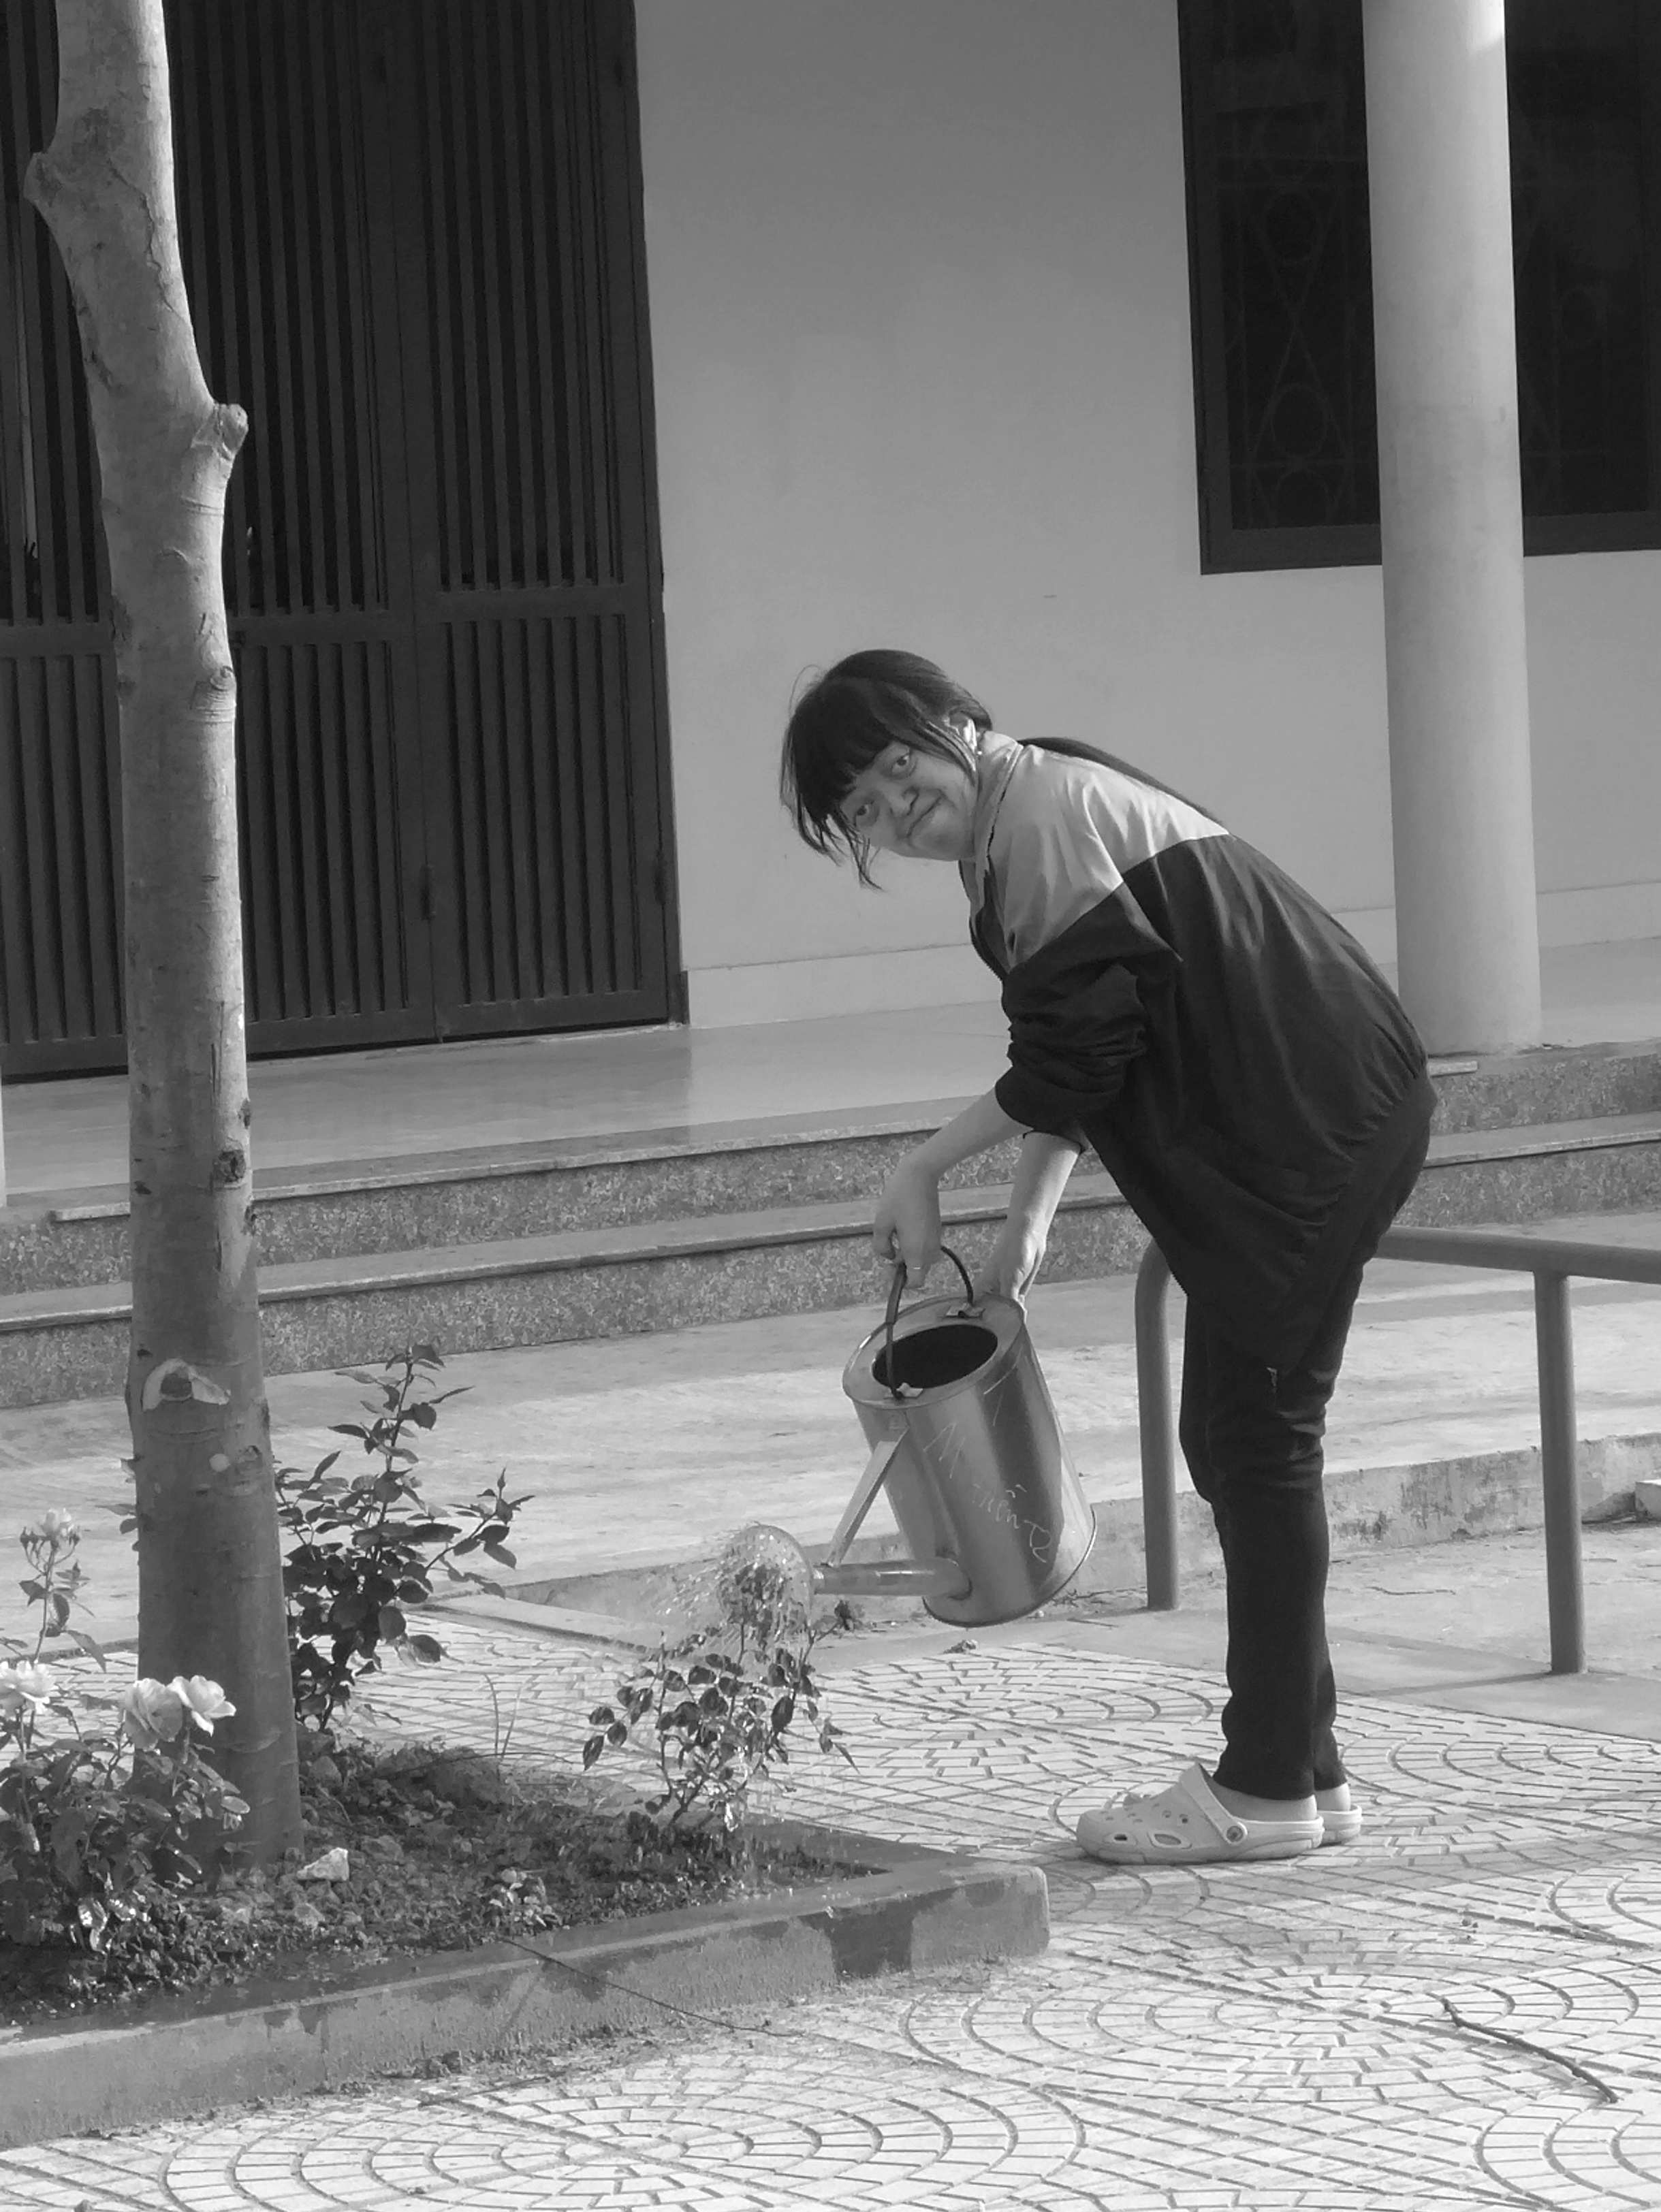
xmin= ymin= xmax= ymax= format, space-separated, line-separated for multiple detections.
xmin=996 ymin=957 xmax=1147 ymax=1135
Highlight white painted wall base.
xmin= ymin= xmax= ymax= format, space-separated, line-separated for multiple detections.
xmin=1332 ymin=906 xmax=1400 ymax=967
xmin=1335 ymin=883 xmax=1661 ymax=974
xmin=1538 ymin=881 xmax=1661 ymax=950
xmin=686 ymin=942 xmax=998 ymax=1029
xmin=689 ymin=888 xmax=1660 ymax=1029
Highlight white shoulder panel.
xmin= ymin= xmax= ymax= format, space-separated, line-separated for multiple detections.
xmin=987 ymin=743 xmax=1227 ymax=967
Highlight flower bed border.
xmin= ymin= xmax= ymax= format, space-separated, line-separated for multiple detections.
xmin=0 ymin=1821 xmax=1048 ymax=2150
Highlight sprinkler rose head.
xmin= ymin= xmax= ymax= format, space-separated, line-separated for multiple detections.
xmin=716 ymin=1523 xmax=814 ymax=1646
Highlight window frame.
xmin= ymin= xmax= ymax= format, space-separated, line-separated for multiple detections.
xmin=1177 ymin=0 xmax=1661 ymax=573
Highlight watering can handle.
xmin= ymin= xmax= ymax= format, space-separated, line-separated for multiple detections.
xmin=884 ymin=1243 xmax=977 ymax=1401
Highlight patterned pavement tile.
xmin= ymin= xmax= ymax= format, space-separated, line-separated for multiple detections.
xmin=8 ymin=1632 xmax=1661 ymax=2208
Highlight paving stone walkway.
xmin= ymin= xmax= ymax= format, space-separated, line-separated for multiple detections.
xmin=5 ymin=1616 xmax=1661 ymax=2210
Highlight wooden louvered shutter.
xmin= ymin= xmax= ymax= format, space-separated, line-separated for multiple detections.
xmin=0 ymin=1 xmax=124 ymax=1074
xmin=385 ymin=0 xmax=671 ymax=1031
xmin=170 ymin=0 xmax=434 ymax=1051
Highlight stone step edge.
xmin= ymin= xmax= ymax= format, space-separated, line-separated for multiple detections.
xmin=27 ymin=1100 xmax=1661 ymax=1230
xmin=0 ymin=1176 xmax=1042 ymax=1330
xmin=6 ymin=1110 xmax=1661 ymax=1335
xmin=33 ymin=1097 xmax=992 ymax=1225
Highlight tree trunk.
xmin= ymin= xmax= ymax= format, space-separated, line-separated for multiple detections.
xmin=25 ymin=0 xmax=301 ymax=1857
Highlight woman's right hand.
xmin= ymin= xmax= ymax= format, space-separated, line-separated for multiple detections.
xmin=873 ymin=1156 xmax=943 ymax=1284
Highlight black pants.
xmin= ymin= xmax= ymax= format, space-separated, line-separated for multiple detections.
xmin=1177 ymin=1124 xmax=1431 ymax=1800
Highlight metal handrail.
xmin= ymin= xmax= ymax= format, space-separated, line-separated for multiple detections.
xmin=1133 ymin=1225 xmax=1661 ymax=1674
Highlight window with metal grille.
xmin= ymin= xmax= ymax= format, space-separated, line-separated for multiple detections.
xmin=1180 ymin=0 xmax=1661 ymax=571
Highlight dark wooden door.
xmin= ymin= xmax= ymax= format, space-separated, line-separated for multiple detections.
xmin=0 ymin=0 xmax=674 ymax=1077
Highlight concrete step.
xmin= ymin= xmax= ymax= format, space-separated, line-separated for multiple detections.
xmin=4 ymin=1110 xmax=1661 ymax=1407
xmin=5 ymin=1039 xmax=1660 ymax=1297
xmin=0 ymin=1110 xmax=1028 ymax=1295
xmin=1428 ymin=1038 xmax=1661 ymax=1133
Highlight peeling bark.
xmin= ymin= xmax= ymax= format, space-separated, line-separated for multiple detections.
xmin=26 ymin=0 xmax=300 ymax=1857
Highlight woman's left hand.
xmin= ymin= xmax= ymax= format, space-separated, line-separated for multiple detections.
xmin=977 ymin=1213 xmax=1050 ymax=1306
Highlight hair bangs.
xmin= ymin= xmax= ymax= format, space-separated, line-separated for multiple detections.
xmin=780 ymin=650 xmax=992 ymax=883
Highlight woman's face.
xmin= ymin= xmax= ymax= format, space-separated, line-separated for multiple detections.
xmin=838 ymin=735 xmax=979 ymax=863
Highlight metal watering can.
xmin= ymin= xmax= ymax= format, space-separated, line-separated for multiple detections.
xmin=809 ymin=1247 xmax=1096 ymax=1627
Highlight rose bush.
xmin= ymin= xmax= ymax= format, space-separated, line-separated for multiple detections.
xmin=584 ymin=1525 xmax=852 ymax=1836
xmin=0 ymin=1513 xmax=247 ymax=1956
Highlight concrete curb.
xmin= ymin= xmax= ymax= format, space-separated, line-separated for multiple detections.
xmin=1073 ymin=1431 xmax=1656 ymax=1594
xmin=0 ymin=1825 xmax=1047 ymax=2151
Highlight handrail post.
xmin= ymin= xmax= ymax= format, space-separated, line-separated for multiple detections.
xmin=1534 ymin=1268 xmax=1585 ymax=1675
xmin=1134 ymin=1242 xmax=1179 ymax=1610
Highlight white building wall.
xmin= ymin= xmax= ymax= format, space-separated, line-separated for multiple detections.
xmin=634 ymin=0 xmax=1661 ymax=1027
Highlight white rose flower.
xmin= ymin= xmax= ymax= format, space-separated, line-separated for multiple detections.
xmin=0 ymin=1661 xmax=57 ymax=1715
xmin=170 ymin=1675 xmax=236 ymax=1734
xmin=118 ymin=1678 xmax=188 ymax=1748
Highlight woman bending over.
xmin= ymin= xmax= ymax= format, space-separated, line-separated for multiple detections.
xmin=780 ymin=648 xmax=1433 ymax=1869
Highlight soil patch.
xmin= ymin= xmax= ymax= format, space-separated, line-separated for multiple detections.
xmin=0 ymin=1736 xmax=840 ymax=2027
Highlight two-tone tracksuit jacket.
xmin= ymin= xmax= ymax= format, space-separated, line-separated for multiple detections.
xmin=962 ymin=732 xmax=1436 ymax=1371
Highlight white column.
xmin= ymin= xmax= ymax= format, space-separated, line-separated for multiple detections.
xmin=1363 ymin=0 xmax=1541 ymax=1055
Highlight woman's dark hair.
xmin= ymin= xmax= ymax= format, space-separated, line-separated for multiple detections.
xmin=780 ymin=649 xmax=992 ymax=883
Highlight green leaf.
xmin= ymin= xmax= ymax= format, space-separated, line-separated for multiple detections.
xmin=582 ymin=1735 xmax=604 ymax=1769
xmin=409 ymin=1401 xmax=437 ymax=1429
xmin=407 ymin=1633 xmax=443 ymax=1663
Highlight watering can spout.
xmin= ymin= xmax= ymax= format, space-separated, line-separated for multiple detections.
xmin=811 ymin=1556 xmax=972 ymax=1601
xmin=810 ymin=1432 xmax=973 ymax=1603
